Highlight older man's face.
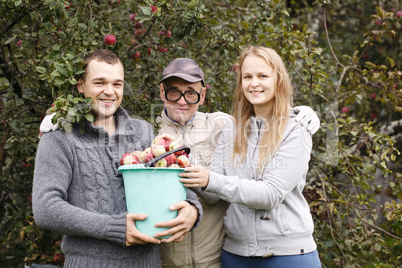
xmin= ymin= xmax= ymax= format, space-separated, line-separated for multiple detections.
xmin=160 ymin=77 xmax=206 ymax=125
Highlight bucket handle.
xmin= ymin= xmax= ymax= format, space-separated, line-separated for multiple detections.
xmin=144 ymin=146 xmax=191 ymax=167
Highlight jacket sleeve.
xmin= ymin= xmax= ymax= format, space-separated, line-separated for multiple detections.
xmin=184 ymin=188 xmax=203 ymax=230
xmin=193 ymin=122 xmax=233 ymax=204
xmin=32 ymin=131 xmax=127 ymax=246
xmin=203 ymin=122 xmax=312 ymax=210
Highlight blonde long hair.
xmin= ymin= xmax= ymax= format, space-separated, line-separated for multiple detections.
xmin=231 ymin=46 xmax=293 ymax=169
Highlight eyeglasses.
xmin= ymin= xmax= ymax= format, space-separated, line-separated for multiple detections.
xmin=163 ymin=84 xmax=201 ymax=104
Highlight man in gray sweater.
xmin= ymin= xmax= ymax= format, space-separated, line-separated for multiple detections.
xmin=33 ymin=49 xmax=202 ymax=267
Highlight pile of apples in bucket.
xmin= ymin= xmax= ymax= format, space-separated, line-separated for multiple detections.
xmin=120 ymin=136 xmax=191 ymax=168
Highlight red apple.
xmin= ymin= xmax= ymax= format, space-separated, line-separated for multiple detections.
xmin=370 ymin=113 xmax=377 ymax=119
xmin=169 ymin=163 xmax=181 ymax=168
xmin=341 ymin=106 xmax=350 ymax=114
xmin=159 ymin=30 xmax=166 ymax=36
xmin=132 ymin=51 xmax=140 ymax=59
xmin=134 ymin=28 xmax=143 ymax=37
xmin=129 ymin=13 xmax=137 ymax=20
xmin=121 ymin=153 xmax=140 ymax=165
xmin=104 ymin=34 xmax=116 ymax=45
xmin=177 ymin=155 xmax=191 ymax=168
xmin=109 ymin=0 xmax=120 ymax=5
xmin=153 ymin=137 xmax=171 ymax=151
xmin=370 ymin=93 xmax=377 ymax=100
xmin=120 ymin=153 xmax=130 ymax=165
xmin=131 ymin=151 xmax=141 ymax=159
xmin=158 ymin=45 xmax=168 ymax=53
xmin=165 ymin=153 xmax=176 ymax=166
xmin=166 ymin=29 xmax=172 ymax=38
xmin=16 ymin=40 xmax=22 ymax=47
xmin=396 ymin=10 xmax=402 ymax=18
xmin=147 ymin=47 xmax=152 ymax=55
xmin=169 ymin=140 xmax=183 ymax=154
xmin=139 ymin=148 xmax=153 ymax=163
xmin=134 ymin=22 xmax=143 ymax=29
xmin=151 ymin=144 xmax=166 ymax=157
xmin=375 ymin=20 xmax=383 ymax=25
xmin=150 ymin=4 xmax=157 ymax=13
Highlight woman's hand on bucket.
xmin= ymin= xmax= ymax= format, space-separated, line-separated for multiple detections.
xmin=125 ymin=213 xmax=161 ymax=246
xmin=154 ymin=201 xmax=198 ymax=243
xmin=179 ymin=165 xmax=210 ymax=188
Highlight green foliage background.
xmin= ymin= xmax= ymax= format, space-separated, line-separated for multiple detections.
xmin=0 ymin=0 xmax=401 ymax=267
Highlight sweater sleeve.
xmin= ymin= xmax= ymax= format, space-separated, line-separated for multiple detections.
xmin=204 ymin=122 xmax=312 ymax=210
xmin=193 ymin=123 xmax=233 ymax=204
xmin=32 ymin=131 xmax=127 ymax=246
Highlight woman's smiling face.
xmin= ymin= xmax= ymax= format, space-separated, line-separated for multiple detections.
xmin=241 ymin=54 xmax=276 ymax=117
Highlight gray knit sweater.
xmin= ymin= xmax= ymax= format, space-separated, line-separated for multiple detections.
xmin=33 ymin=107 xmax=202 ymax=268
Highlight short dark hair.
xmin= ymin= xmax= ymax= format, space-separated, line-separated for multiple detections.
xmin=78 ymin=49 xmax=123 ymax=81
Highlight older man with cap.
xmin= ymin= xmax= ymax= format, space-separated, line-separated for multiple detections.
xmin=157 ymin=58 xmax=321 ymax=268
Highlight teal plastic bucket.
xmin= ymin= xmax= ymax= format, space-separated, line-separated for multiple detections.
xmin=118 ymin=164 xmax=187 ymax=238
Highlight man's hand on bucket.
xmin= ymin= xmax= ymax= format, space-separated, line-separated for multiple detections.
xmin=125 ymin=213 xmax=161 ymax=246
xmin=154 ymin=201 xmax=198 ymax=243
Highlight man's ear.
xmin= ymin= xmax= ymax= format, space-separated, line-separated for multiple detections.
xmin=159 ymin=83 xmax=166 ymax=101
xmin=77 ymin=78 xmax=84 ymax=94
xmin=198 ymin=87 xmax=207 ymax=105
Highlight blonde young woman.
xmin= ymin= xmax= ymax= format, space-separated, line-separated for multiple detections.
xmin=180 ymin=46 xmax=321 ymax=267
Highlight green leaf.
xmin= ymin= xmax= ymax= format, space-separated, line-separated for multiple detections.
xmin=387 ymin=57 xmax=395 ymax=68
xmin=85 ymin=113 xmax=95 ymax=122
xmin=188 ymin=0 xmax=199 ymax=8
xmin=5 ymin=35 xmax=17 ymax=45
xmin=63 ymin=122 xmax=73 ymax=132
xmin=139 ymin=4 xmax=151 ymax=16
xmin=36 ymin=66 xmax=46 ymax=74
xmin=54 ymin=62 xmax=69 ymax=77
xmin=53 ymin=77 xmax=66 ymax=86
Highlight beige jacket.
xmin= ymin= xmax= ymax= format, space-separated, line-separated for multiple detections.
xmin=158 ymin=110 xmax=232 ymax=268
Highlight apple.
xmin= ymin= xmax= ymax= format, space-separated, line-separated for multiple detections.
xmin=159 ymin=30 xmax=166 ymax=36
xmin=165 ymin=153 xmax=176 ymax=166
xmin=155 ymin=158 xmax=168 ymax=167
xmin=169 ymin=140 xmax=183 ymax=154
xmin=341 ymin=106 xmax=350 ymax=114
xmin=121 ymin=153 xmax=140 ymax=165
xmin=150 ymin=4 xmax=157 ymax=13
xmin=129 ymin=13 xmax=137 ymax=20
xmin=132 ymin=51 xmax=140 ymax=59
xmin=16 ymin=40 xmax=22 ymax=47
xmin=375 ymin=20 xmax=383 ymax=25
xmin=166 ymin=29 xmax=172 ymax=38
xmin=370 ymin=113 xmax=377 ymax=119
xmin=151 ymin=144 xmax=166 ymax=157
xmin=396 ymin=10 xmax=402 ymax=18
xmin=104 ymin=34 xmax=116 ymax=45
xmin=131 ymin=151 xmax=141 ymax=159
xmin=109 ymin=0 xmax=120 ymax=5
xmin=370 ymin=93 xmax=377 ymax=100
xmin=177 ymin=155 xmax=191 ymax=168
xmin=139 ymin=148 xmax=153 ymax=163
xmin=169 ymin=163 xmax=181 ymax=168
xmin=147 ymin=47 xmax=152 ymax=55
xmin=158 ymin=45 xmax=168 ymax=53
xmin=120 ymin=153 xmax=130 ymax=165
xmin=134 ymin=28 xmax=143 ymax=37
xmin=134 ymin=22 xmax=143 ymax=29
xmin=152 ymin=137 xmax=171 ymax=151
